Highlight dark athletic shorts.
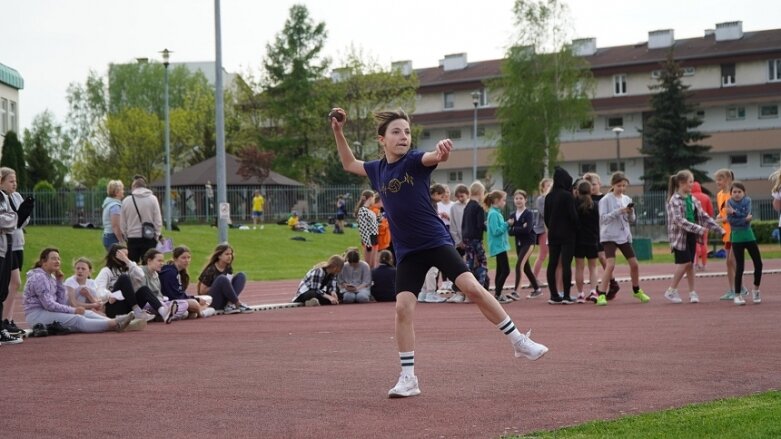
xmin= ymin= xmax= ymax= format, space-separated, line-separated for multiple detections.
xmin=673 ymin=233 xmax=697 ymax=264
xmin=11 ymin=250 xmax=23 ymax=270
xmin=396 ymin=245 xmax=468 ymax=296
xmin=574 ymin=244 xmax=598 ymax=259
xmin=602 ymin=241 xmax=635 ymax=259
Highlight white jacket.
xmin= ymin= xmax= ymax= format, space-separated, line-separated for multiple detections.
xmin=598 ymin=192 xmax=635 ymax=245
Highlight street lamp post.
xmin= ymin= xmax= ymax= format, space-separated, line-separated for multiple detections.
xmin=471 ymin=90 xmax=481 ymax=181
xmin=161 ymin=48 xmax=172 ymax=232
xmin=612 ymin=126 xmax=624 ymax=172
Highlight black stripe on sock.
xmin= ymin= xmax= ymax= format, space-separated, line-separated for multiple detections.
xmin=503 ymin=323 xmax=516 ymax=335
xmin=400 ymin=355 xmax=414 ymax=361
xmin=499 ymin=320 xmax=513 ymax=332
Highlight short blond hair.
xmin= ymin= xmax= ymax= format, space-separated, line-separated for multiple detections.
xmin=469 ymin=181 xmax=486 ymax=197
xmin=107 ymin=180 xmax=124 ymax=198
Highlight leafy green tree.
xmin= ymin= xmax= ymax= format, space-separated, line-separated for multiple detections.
xmin=313 ymin=46 xmax=419 ymax=185
xmin=67 ymin=62 xmax=223 ymax=186
xmin=0 ymin=130 xmax=28 ymax=190
xmin=640 ymin=52 xmax=711 ymax=190
xmin=22 ymin=110 xmax=72 ymax=188
xmin=492 ymin=0 xmax=593 ymax=191
xmin=261 ymin=4 xmax=330 ymax=182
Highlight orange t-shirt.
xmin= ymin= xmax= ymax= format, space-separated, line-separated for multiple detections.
xmin=371 ymin=204 xmax=391 ymax=250
xmin=717 ymin=190 xmax=731 ymax=243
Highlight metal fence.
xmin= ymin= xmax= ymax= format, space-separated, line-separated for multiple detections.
xmin=24 ymin=187 xmax=780 ymax=230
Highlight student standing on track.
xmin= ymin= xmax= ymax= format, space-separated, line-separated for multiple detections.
xmin=330 ymin=107 xmax=548 ymax=399
xmin=663 ymin=170 xmax=724 ymax=304
xmin=726 ymin=181 xmax=762 ymax=305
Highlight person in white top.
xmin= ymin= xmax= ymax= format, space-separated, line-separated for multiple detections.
xmin=446 ymin=184 xmax=470 ymax=303
xmin=64 ymin=257 xmax=104 ymax=311
xmin=436 ymin=185 xmax=456 ymax=292
xmin=595 ymin=172 xmax=650 ymax=306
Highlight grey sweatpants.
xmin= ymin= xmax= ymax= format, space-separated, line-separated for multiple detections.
xmin=26 ymin=308 xmax=112 ymax=333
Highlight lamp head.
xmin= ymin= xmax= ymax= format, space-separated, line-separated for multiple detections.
xmin=471 ymin=90 xmax=481 ymax=106
xmin=612 ymin=126 xmax=624 ymax=135
xmin=160 ymin=48 xmax=172 ymax=66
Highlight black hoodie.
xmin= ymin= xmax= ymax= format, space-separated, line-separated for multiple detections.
xmin=543 ymin=167 xmax=578 ymax=245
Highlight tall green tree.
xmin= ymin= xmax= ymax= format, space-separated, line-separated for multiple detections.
xmin=0 ymin=130 xmax=28 ymax=189
xmin=22 ymin=110 xmax=72 ymax=188
xmin=492 ymin=0 xmax=593 ymax=192
xmin=66 ymin=63 xmax=225 ymax=186
xmin=261 ymin=4 xmax=330 ymax=182
xmin=640 ymin=52 xmax=711 ymax=190
xmin=314 ymin=45 xmax=419 ymax=185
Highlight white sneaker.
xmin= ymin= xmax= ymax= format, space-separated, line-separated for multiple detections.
xmin=417 ymin=292 xmax=429 ymax=302
xmin=304 ymin=298 xmax=320 ymax=307
xmin=689 ymin=291 xmax=700 ymax=304
xmin=513 ymin=330 xmax=548 ymax=360
xmin=664 ymin=288 xmax=682 ymax=304
xmin=425 ymin=293 xmax=447 ymax=303
xmin=388 ymin=374 xmax=421 ymax=398
xmin=446 ymin=293 xmax=465 ymax=303
xmin=200 ymin=307 xmax=216 ymax=317
xmin=441 ymin=281 xmax=454 ymax=291
xmin=752 ymin=290 xmax=761 ymax=304
xmin=734 ymin=295 xmax=746 ymax=306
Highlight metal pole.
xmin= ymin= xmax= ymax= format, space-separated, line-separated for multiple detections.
xmin=472 ymin=103 xmax=478 ymax=181
xmin=616 ymin=133 xmax=621 ymax=171
xmin=163 ymin=54 xmax=172 ymax=231
xmin=214 ymin=0 xmax=228 ymax=243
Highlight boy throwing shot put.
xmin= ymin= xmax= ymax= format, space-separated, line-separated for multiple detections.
xmin=329 ymin=108 xmax=548 ymax=398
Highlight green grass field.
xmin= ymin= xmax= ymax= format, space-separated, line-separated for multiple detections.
xmin=511 ymin=390 xmax=781 ymax=438
xmin=23 ymin=225 xmax=781 ymax=281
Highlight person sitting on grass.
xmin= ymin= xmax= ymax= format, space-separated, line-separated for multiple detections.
xmin=95 ymin=244 xmax=172 ymax=326
xmin=160 ymin=246 xmax=215 ymax=318
xmin=337 ymin=248 xmax=372 ymax=303
xmin=23 ymin=247 xmax=139 ymax=334
xmin=371 ymin=250 xmax=397 ymax=302
xmin=197 ymin=244 xmax=253 ymax=314
xmin=293 ymin=255 xmax=344 ymax=306
xmin=287 ymin=211 xmax=308 ymax=231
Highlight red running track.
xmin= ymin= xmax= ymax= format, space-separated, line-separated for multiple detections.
xmin=3 ymin=262 xmax=781 ymax=438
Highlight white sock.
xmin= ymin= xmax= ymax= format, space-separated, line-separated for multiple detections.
xmin=400 ymin=351 xmax=414 ymax=377
xmin=158 ymin=306 xmax=169 ymax=317
xmin=132 ymin=305 xmax=144 ymax=318
xmin=497 ymin=316 xmax=524 ymax=345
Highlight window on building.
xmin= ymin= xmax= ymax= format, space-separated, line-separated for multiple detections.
xmin=476 ymin=169 xmax=488 ymax=180
xmin=726 ymin=106 xmax=746 ymax=120
xmin=613 ymin=74 xmax=627 ymax=95
xmin=448 ymin=171 xmax=463 ymax=182
xmin=759 ymin=104 xmax=779 ymax=119
xmin=444 ymin=92 xmax=454 ymax=109
xmin=9 ymin=101 xmax=16 ymax=133
xmin=769 ymin=59 xmax=781 ymax=82
xmin=609 ymin=161 xmax=625 ymax=173
xmin=579 ymin=119 xmax=594 ymax=130
xmin=478 ymin=88 xmax=488 ymax=106
xmin=470 ymin=126 xmax=485 ymax=138
xmin=729 ymin=154 xmax=747 ymax=166
xmin=721 ymin=63 xmax=736 ymax=86
xmin=447 ymin=128 xmax=462 ymax=139
xmin=606 ymin=116 xmax=624 ymax=129
xmin=421 ymin=130 xmax=431 ymax=139
xmin=696 ymin=110 xmax=705 ymax=118
xmin=761 ymin=153 xmax=780 ymax=167
xmin=0 ymin=98 xmax=7 ymax=134
xmin=580 ymin=163 xmax=597 ymax=174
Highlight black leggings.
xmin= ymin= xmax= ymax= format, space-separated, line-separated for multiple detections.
xmin=0 ymin=236 xmax=13 ymax=318
xmin=547 ymin=242 xmax=575 ymax=298
xmin=493 ymin=252 xmax=510 ymax=297
xmin=514 ymin=243 xmax=539 ymax=291
xmin=294 ymin=290 xmax=333 ymax=305
xmin=733 ymin=241 xmax=763 ymax=293
xmin=104 ymin=274 xmax=164 ymax=318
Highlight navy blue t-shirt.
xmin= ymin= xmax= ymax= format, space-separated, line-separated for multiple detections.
xmin=363 ymin=149 xmax=453 ymax=263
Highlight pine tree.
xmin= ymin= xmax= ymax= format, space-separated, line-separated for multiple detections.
xmin=640 ymin=52 xmax=711 ymax=190
xmin=0 ymin=130 xmax=28 ymax=189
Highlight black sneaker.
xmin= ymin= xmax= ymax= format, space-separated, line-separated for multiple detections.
xmin=547 ymin=296 xmax=564 ymax=305
xmin=46 ymin=321 xmax=72 ymax=335
xmin=31 ymin=323 xmax=49 ymax=337
xmin=0 ymin=329 xmax=23 ymax=344
xmin=3 ymin=319 xmax=23 ymax=336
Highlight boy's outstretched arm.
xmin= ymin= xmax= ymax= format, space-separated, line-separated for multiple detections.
xmin=330 ymin=108 xmax=367 ymax=177
xmin=422 ymin=139 xmax=453 ymax=167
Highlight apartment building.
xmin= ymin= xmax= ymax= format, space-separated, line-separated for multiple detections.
xmin=0 ymin=62 xmax=24 ymax=151
xmin=402 ymin=21 xmax=781 ymax=194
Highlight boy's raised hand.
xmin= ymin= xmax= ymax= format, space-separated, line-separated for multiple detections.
xmin=434 ymin=139 xmax=453 ymax=162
